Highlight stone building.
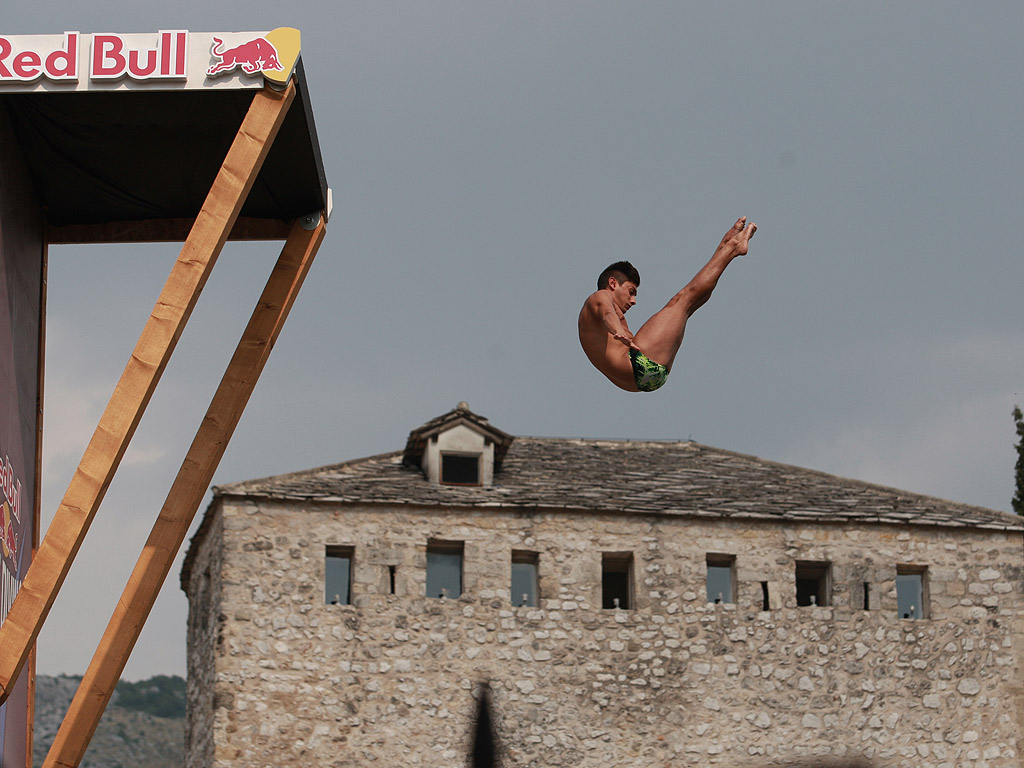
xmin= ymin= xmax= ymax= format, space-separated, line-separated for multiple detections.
xmin=181 ymin=403 xmax=1024 ymax=768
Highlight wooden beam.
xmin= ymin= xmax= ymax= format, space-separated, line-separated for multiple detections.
xmin=0 ymin=82 xmax=296 ymax=705
xmin=43 ymin=214 xmax=325 ymax=768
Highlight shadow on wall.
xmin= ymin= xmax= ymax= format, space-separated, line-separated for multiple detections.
xmin=464 ymin=681 xmax=873 ymax=768
xmin=469 ymin=682 xmax=498 ymax=768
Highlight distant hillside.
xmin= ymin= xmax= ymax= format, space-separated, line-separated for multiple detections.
xmin=33 ymin=674 xmax=184 ymax=768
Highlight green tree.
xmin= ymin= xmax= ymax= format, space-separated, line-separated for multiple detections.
xmin=1014 ymin=406 xmax=1024 ymax=515
xmin=113 ymin=675 xmax=186 ymax=718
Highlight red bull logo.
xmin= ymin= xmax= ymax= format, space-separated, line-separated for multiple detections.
xmin=0 ymin=455 xmax=22 ymax=576
xmin=207 ymin=36 xmax=282 ymax=77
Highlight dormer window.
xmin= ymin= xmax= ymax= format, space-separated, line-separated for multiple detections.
xmin=402 ymin=402 xmax=514 ymax=488
xmin=440 ymin=452 xmax=481 ymax=486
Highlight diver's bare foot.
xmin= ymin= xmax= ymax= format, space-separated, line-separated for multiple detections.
xmin=719 ymin=216 xmax=757 ymax=257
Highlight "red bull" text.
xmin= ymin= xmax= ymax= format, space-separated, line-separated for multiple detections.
xmin=91 ymin=31 xmax=187 ymax=80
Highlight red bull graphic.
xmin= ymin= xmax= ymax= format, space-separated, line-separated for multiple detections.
xmin=207 ymin=36 xmax=282 ymax=77
xmin=0 ymin=456 xmax=21 ymax=581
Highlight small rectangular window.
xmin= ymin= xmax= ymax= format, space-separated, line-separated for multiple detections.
xmin=795 ymin=560 xmax=831 ymax=607
xmin=426 ymin=540 xmax=463 ymax=598
xmin=511 ymin=551 xmax=539 ymax=607
xmin=325 ymin=545 xmax=353 ymax=605
xmin=761 ymin=581 xmax=770 ymax=611
xmin=602 ymin=552 xmax=633 ymax=610
xmin=706 ymin=554 xmax=735 ymax=604
xmin=388 ymin=565 xmax=397 ymax=595
xmin=440 ymin=453 xmax=480 ymax=485
xmin=896 ymin=566 xmax=927 ymax=619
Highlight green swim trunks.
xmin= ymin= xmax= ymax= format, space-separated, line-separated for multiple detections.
xmin=629 ymin=348 xmax=668 ymax=392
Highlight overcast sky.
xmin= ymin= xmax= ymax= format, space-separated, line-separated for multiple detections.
xmin=4 ymin=2 xmax=1022 ymax=681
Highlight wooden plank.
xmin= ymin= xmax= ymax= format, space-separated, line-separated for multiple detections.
xmin=43 ymin=214 xmax=325 ymax=768
xmin=0 ymin=82 xmax=296 ymax=705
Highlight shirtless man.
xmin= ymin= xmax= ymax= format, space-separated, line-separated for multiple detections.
xmin=578 ymin=216 xmax=756 ymax=392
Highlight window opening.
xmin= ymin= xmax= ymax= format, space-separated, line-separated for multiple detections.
xmin=426 ymin=540 xmax=463 ymax=598
xmin=795 ymin=560 xmax=831 ymax=607
xmin=761 ymin=581 xmax=770 ymax=611
xmin=863 ymin=581 xmax=871 ymax=610
xmin=602 ymin=552 xmax=633 ymax=610
xmin=511 ymin=551 xmax=539 ymax=607
xmin=325 ymin=545 xmax=354 ymax=605
xmin=896 ymin=566 xmax=927 ymax=619
xmin=706 ymin=553 xmax=735 ymax=604
xmin=440 ymin=453 xmax=480 ymax=486
xmin=388 ymin=565 xmax=397 ymax=595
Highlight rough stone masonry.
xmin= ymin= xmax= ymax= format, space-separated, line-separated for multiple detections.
xmin=184 ymin=499 xmax=1024 ymax=768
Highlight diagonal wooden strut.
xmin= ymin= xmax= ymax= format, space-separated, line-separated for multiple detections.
xmin=43 ymin=215 xmax=325 ymax=768
xmin=0 ymin=82 xmax=296 ymax=705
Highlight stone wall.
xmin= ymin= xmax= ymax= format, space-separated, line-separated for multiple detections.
xmin=184 ymin=509 xmax=224 ymax=768
xmin=185 ymin=498 xmax=1024 ymax=767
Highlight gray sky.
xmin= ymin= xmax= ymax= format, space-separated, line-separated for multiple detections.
xmin=4 ymin=2 xmax=1022 ymax=680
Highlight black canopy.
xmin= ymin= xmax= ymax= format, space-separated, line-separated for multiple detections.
xmin=0 ymin=58 xmax=327 ymax=242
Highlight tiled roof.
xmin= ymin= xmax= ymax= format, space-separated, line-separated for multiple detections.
xmin=212 ymin=436 xmax=1022 ymax=532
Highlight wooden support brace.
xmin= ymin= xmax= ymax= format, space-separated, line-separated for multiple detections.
xmin=43 ymin=214 xmax=325 ymax=768
xmin=0 ymin=82 xmax=296 ymax=704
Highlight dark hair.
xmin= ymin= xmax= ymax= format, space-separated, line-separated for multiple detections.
xmin=597 ymin=260 xmax=640 ymax=289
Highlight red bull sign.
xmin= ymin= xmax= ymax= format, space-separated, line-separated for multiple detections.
xmin=0 ymin=28 xmax=300 ymax=92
